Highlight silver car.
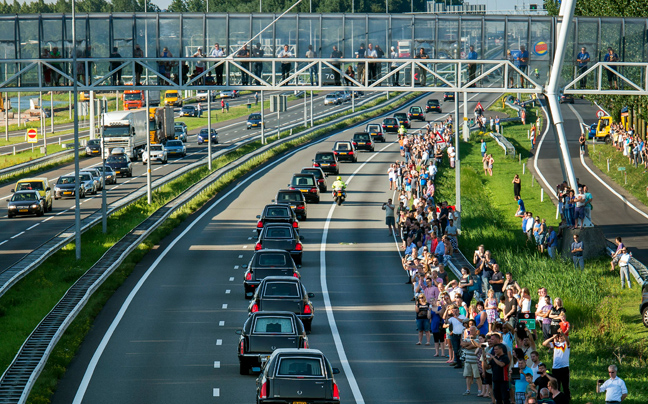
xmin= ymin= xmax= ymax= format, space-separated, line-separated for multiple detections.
xmin=165 ymin=140 xmax=187 ymax=157
xmin=142 ymin=144 xmax=168 ymax=165
xmin=81 ymin=167 xmax=103 ymax=190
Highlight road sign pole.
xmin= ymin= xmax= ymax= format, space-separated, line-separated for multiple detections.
xmin=455 ymin=91 xmax=461 ymax=226
xmin=208 ymin=94 xmax=212 ymax=170
xmin=72 ymin=0 xmax=81 ymax=260
xmin=146 ymin=92 xmax=151 ymax=204
xmin=310 ymin=90 xmax=313 ymax=127
xmin=261 ymin=90 xmax=265 ymax=144
xmin=101 ymin=104 xmax=107 ymax=234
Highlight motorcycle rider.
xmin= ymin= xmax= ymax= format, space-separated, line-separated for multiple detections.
xmin=331 ymin=175 xmax=347 ymax=198
xmin=398 ymin=124 xmax=407 ymax=136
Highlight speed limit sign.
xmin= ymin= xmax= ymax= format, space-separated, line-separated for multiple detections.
xmin=596 ymin=109 xmax=606 ymax=119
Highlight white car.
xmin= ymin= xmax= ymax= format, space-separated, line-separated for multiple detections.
xmin=142 ymin=144 xmax=168 ymax=164
xmin=196 ymin=90 xmax=216 ymax=102
xmin=324 ymin=94 xmax=340 ymax=105
xmin=80 ymin=167 xmax=103 ymax=190
xmin=220 ymin=90 xmax=238 ymax=98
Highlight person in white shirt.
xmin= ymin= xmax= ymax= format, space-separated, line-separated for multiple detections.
xmin=597 ymin=364 xmax=628 ymax=403
xmin=277 ymin=44 xmax=293 ymax=81
xmin=209 ymin=43 xmax=225 ymax=85
xmin=542 ymin=330 xmax=571 ymax=400
xmin=444 ymin=304 xmax=466 ymax=368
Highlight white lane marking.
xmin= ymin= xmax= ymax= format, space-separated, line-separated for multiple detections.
xmin=219 ymin=321 xmax=225 ymax=326
xmin=154 ymin=167 xmax=163 ymax=171
xmin=216 ymin=339 xmax=222 ymax=346
xmin=0 ymin=240 xmax=7 ymax=246
xmin=213 ymin=388 xmax=220 ymax=397
xmin=229 ymin=277 xmax=234 ymax=281
xmin=42 ymin=216 xmax=54 ymax=222
xmin=71 ymin=94 xmax=426 ymax=404
xmin=534 ymin=105 xmax=559 ymax=197
xmin=214 ymin=361 xmax=221 ymax=369
xmin=238 ymin=255 xmax=243 ymax=258
xmin=242 ymin=245 xmax=248 ymax=249
xmin=567 ymin=104 xmax=648 ymax=220
xmin=318 ymin=142 xmax=392 ymax=404
xmin=27 ymin=223 xmax=40 ymax=230
xmin=234 ymin=265 xmax=239 ymax=269
xmin=247 ymin=237 xmax=252 ymax=240
xmin=225 ymin=289 xmax=231 ymax=294
xmin=222 ymin=304 xmax=228 ymax=309
xmin=11 ymin=231 xmax=25 ymax=239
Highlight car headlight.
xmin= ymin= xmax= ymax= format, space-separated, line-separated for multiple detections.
xmin=86 ymin=147 xmax=91 ymax=152
xmin=31 ymin=204 xmax=38 ymax=209
xmin=9 ymin=205 xmax=16 ymax=209
xmin=55 ymin=187 xmax=61 ymax=192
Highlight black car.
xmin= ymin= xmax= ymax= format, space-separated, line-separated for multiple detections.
xmin=256 ymin=204 xmax=299 ymax=236
xmin=95 ymin=165 xmax=117 ymax=184
xmin=243 ymin=249 xmax=301 ymax=298
xmin=7 ymin=190 xmax=45 ymax=218
xmin=641 ymin=280 xmax=648 ymax=327
xmin=408 ymin=106 xmax=425 ymax=121
xmin=198 ymin=128 xmax=219 ymax=144
xmin=560 ymin=94 xmax=575 ymax=104
xmin=425 ymin=99 xmax=442 ymax=113
xmin=393 ymin=113 xmax=410 ymax=128
xmin=289 ymin=173 xmax=320 ymax=204
xmin=300 ymin=167 xmax=327 ymax=192
xmin=249 ymin=276 xmax=314 ymax=330
xmin=85 ymin=139 xmax=102 ymax=156
xmin=365 ymin=123 xmax=385 ymax=143
xmin=106 ymin=152 xmax=133 ymax=177
xmin=181 ymin=105 xmax=199 ymax=117
xmin=332 ymin=141 xmax=357 ymax=163
xmin=443 ymin=92 xmax=455 ymax=102
xmin=312 ymin=151 xmax=339 ymax=175
xmin=352 ymin=132 xmax=374 ymax=152
xmin=382 ymin=117 xmax=400 ymax=133
xmin=237 ymin=312 xmax=309 ymax=375
xmin=255 ymin=348 xmax=340 ymax=403
xmin=255 ymin=224 xmax=304 ymax=266
xmin=247 ymin=113 xmax=264 ymax=129
xmin=275 ymin=189 xmax=307 ymax=220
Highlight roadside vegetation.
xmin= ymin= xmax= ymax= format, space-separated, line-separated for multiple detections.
xmin=434 ymin=101 xmax=648 ymax=404
xmin=0 ymin=91 xmax=418 ymax=404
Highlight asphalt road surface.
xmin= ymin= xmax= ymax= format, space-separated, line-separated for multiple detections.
xmin=0 ymin=91 xmax=375 ymax=273
xmin=52 ymin=93 xmax=498 ymax=404
xmin=534 ymin=99 xmax=648 ymax=263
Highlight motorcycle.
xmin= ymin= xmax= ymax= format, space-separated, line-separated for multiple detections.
xmin=333 ymin=189 xmax=346 ymax=206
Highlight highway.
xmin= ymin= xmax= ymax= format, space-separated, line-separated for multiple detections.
xmin=535 ymin=100 xmax=648 ymax=263
xmin=51 ymin=93 xmax=498 ymax=404
xmin=0 ymin=91 xmax=374 ymax=273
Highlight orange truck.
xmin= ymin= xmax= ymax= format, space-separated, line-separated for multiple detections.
xmin=149 ymin=106 xmax=174 ymax=144
xmin=122 ymin=88 xmax=161 ymax=110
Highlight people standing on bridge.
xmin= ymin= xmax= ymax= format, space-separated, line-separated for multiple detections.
xmin=133 ymin=44 xmax=144 ymax=85
xmin=344 ymin=65 xmax=355 ymax=86
xmin=330 ymin=45 xmax=342 ymax=86
xmin=514 ymin=45 xmax=529 ymax=88
xmin=210 ymin=43 xmax=225 ymax=86
xmin=252 ymin=43 xmax=264 ymax=85
xmin=574 ymin=186 xmax=587 ymax=229
xmin=237 ymin=44 xmax=251 ymax=85
xmin=467 ymin=45 xmax=479 ymax=87
xmin=415 ymin=47 xmax=429 ymax=86
xmin=366 ymin=43 xmax=377 ymax=84
xmin=158 ymin=47 xmax=172 ymax=84
xmin=570 ymin=234 xmax=584 ymax=270
xmin=41 ymin=49 xmax=51 ymax=86
xmin=49 ymin=46 xmax=62 ymax=86
xmin=305 ymin=45 xmax=317 ymax=85
xmin=390 ymin=46 xmax=400 ymax=86
xmin=604 ymin=47 xmax=619 ymax=89
xmin=277 ymin=44 xmax=293 ymax=82
xmin=355 ymin=43 xmax=366 ymax=85
xmin=192 ymin=46 xmax=206 ymax=84
xmin=576 ymin=47 xmax=590 ymax=89
xmin=375 ymin=45 xmax=385 ymax=82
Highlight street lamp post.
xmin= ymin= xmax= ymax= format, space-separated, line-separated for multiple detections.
xmin=72 ymin=0 xmax=81 ymax=260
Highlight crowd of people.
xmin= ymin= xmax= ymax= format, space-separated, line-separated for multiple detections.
xmin=607 ymin=123 xmax=648 ymax=169
xmin=386 ymin=117 xmax=592 ymax=404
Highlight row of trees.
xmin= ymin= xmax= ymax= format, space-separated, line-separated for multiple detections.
xmin=0 ymin=0 xmax=446 ymax=14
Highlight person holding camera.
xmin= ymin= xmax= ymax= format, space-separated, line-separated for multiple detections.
xmin=415 ymin=294 xmax=432 ymax=345
xmin=542 ymin=330 xmax=571 ymax=400
xmin=461 ymin=326 xmax=484 ymax=395
xmin=516 ymin=323 xmax=536 ymax=368
xmin=484 ymin=343 xmax=511 ymax=404
xmin=596 ymin=364 xmax=628 ymax=403
xmin=444 ymin=304 xmax=466 ymax=368
xmin=382 ymin=198 xmax=396 ymax=236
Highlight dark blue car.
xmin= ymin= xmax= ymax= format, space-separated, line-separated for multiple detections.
xmin=197 ymin=128 xmax=219 ymax=144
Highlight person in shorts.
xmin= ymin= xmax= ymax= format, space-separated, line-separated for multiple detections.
xmin=415 ymin=294 xmax=431 ymax=345
xmin=383 ymin=198 xmax=396 ymax=236
xmin=462 ymin=326 xmax=484 ymax=395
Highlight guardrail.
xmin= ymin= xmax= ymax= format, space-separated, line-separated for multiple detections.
xmin=0 ymin=91 xmax=420 ymax=404
xmin=0 ymin=148 xmax=77 ymax=183
xmin=489 ymin=131 xmax=516 ymax=156
xmin=0 ymin=91 xmax=391 ymax=301
xmin=605 ymin=240 xmax=648 ymax=285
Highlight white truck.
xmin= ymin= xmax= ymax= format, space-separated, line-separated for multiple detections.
xmin=101 ymin=109 xmax=148 ymax=160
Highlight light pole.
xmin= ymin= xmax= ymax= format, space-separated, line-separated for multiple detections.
xmin=72 ymin=0 xmax=81 ymax=260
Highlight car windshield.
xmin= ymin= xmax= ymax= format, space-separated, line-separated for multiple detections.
xmin=249 ymin=114 xmax=261 ymax=120
xmin=123 ymin=93 xmax=141 ymax=101
xmin=315 ymin=153 xmax=334 ymax=161
xmin=394 ymin=113 xmax=406 ymax=119
xmin=384 ymin=119 xmax=396 ymax=124
xmin=81 ymin=171 xmax=97 ymax=177
xmin=166 ymin=92 xmax=178 ymax=97
xmin=253 ymin=317 xmax=294 ymax=334
xmin=263 ymin=282 xmax=299 ymax=297
xmin=199 ymin=129 xmax=209 ymax=135
xmin=16 ymin=181 xmax=44 ymax=191
xmin=57 ymin=176 xmax=76 ymax=184
xmin=366 ymin=125 xmax=380 ymax=132
xmin=277 ymin=193 xmax=302 ymax=203
xmin=411 ymin=107 xmax=422 ymax=113
xmin=150 ymin=145 xmax=163 ymax=151
xmin=258 ymin=253 xmax=289 ymax=266
xmin=277 ymin=358 xmax=323 ymax=377
xmin=183 ymin=106 xmax=194 ymax=111
xmin=167 ymin=141 xmax=182 ymax=147
xmin=174 ymin=127 xmax=183 ymax=133
xmin=428 ymin=100 xmax=439 ymax=105
xmin=292 ymin=176 xmax=315 ymax=187
xmin=265 ymin=227 xmax=292 ymax=238
xmin=334 ymin=143 xmax=350 ymax=151
xmin=301 ymin=169 xmax=322 ymax=178
xmin=87 ymin=139 xmax=100 ymax=146
xmin=354 ymin=134 xmax=370 ymax=140
xmin=325 ymin=95 xmax=336 ymax=99
xmin=265 ymin=207 xmax=289 ymax=217
xmin=11 ymin=192 xmax=38 ymax=201
xmin=107 ymin=155 xmax=127 ymax=163
xmin=80 ymin=173 xmax=92 ymax=181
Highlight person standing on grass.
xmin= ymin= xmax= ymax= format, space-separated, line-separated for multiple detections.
xmin=542 ymin=331 xmax=571 ymax=401
xmin=481 ymin=138 xmax=487 ymax=157
xmin=495 ymin=116 xmax=501 ymax=133
xmin=610 ymin=236 xmax=627 ymax=271
xmin=596 ymin=365 xmax=628 ymax=403
xmin=570 ymin=234 xmax=584 ymax=270
xmin=546 ymin=227 xmax=558 ymax=259
xmin=488 ymin=155 xmax=495 ymax=176
xmin=221 ymin=98 xmax=225 ymax=113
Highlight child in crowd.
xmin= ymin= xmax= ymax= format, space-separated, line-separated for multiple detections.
xmin=498 ymin=294 xmax=507 ymax=319
xmin=525 ymin=372 xmax=537 ymax=401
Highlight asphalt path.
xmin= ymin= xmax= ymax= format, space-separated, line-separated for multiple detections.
xmin=52 ymin=93 xmax=499 ymax=404
xmin=534 ymin=99 xmax=648 ymax=263
xmin=0 ymin=91 xmax=372 ymax=272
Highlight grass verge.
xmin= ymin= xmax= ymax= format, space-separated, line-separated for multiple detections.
xmin=433 ymin=109 xmax=648 ymax=404
xmin=0 ymin=91 xmax=418 ymax=404
xmin=588 ymin=142 xmax=648 ymax=208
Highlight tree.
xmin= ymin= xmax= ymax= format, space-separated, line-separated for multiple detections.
xmin=167 ymin=0 xmax=187 ymax=12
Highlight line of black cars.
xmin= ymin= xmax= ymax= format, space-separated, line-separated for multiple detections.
xmin=237 ymin=163 xmax=343 ymax=403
